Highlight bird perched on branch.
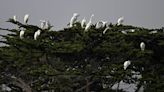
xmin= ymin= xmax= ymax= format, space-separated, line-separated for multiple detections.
xmin=13 ymin=15 xmax=17 ymax=22
xmin=19 ymin=29 xmax=25 ymax=39
xmin=124 ymin=60 xmax=131 ymax=70
xmin=85 ymin=14 xmax=94 ymax=31
xmin=24 ymin=14 xmax=29 ymax=24
xmin=103 ymin=27 xmax=110 ymax=34
xmin=69 ymin=13 xmax=80 ymax=27
xmin=34 ymin=29 xmax=41 ymax=40
xmin=140 ymin=42 xmax=145 ymax=51
xmin=117 ymin=17 xmax=124 ymax=26
xmin=81 ymin=17 xmax=86 ymax=28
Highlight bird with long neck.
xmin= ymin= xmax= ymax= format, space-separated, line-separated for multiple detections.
xmin=81 ymin=17 xmax=86 ymax=28
xmin=85 ymin=14 xmax=94 ymax=31
xmin=103 ymin=26 xmax=110 ymax=34
xmin=24 ymin=14 xmax=29 ymax=24
xmin=117 ymin=16 xmax=124 ymax=26
xmin=69 ymin=13 xmax=79 ymax=27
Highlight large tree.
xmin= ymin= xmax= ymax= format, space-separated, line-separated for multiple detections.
xmin=0 ymin=18 xmax=164 ymax=92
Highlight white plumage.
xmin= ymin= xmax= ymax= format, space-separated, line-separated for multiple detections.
xmin=85 ymin=14 xmax=94 ymax=31
xmin=124 ymin=60 xmax=131 ymax=70
xmin=20 ymin=30 xmax=25 ymax=39
xmin=81 ymin=17 xmax=86 ymax=28
xmin=140 ymin=42 xmax=145 ymax=51
xmin=69 ymin=13 xmax=79 ymax=27
xmin=13 ymin=15 xmax=17 ymax=22
xmin=40 ymin=20 xmax=46 ymax=29
xmin=117 ymin=17 xmax=124 ymax=26
xmin=34 ymin=29 xmax=41 ymax=40
xmin=24 ymin=14 xmax=29 ymax=24
xmin=149 ymin=30 xmax=157 ymax=34
xmin=121 ymin=30 xmax=127 ymax=34
xmin=103 ymin=27 xmax=110 ymax=34
xmin=95 ymin=22 xmax=100 ymax=29
xmin=100 ymin=21 xmax=107 ymax=28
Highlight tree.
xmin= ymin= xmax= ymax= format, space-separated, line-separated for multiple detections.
xmin=0 ymin=17 xmax=164 ymax=92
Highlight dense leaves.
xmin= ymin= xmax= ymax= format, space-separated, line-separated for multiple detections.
xmin=0 ymin=19 xmax=164 ymax=92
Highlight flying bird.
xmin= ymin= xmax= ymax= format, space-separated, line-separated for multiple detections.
xmin=124 ymin=60 xmax=131 ymax=70
xmin=85 ymin=14 xmax=94 ymax=31
xmin=140 ymin=42 xmax=145 ymax=51
xmin=81 ymin=17 xmax=86 ymax=28
xmin=69 ymin=13 xmax=79 ymax=27
xmin=24 ymin=14 xmax=29 ymax=24
xmin=19 ymin=30 xmax=25 ymax=39
xmin=117 ymin=17 xmax=124 ymax=26
xmin=34 ymin=29 xmax=41 ymax=40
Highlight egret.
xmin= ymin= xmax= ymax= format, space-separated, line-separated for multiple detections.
xmin=149 ymin=30 xmax=157 ymax=34
xmin=13 ymin=15 xmax=17 ymax=22
xmin=40 ymin=20 xmax=46 ymax=29
xmin=140 ymin=42 xmax=145 ymax=51
xmin=95 ymin=22 xmax=101 ymax=29
xmin=129 ymin=29 xmax=135 ymax=32
xmin=81 ymin=17 xmax=86 ymax=28
xmin=117 ymin=17 xmax=124 ymax=26
xmin=19 ymin=30 xmax=25 ymax=39
xmin=124 ymin=60 xmax=131 ymax=70
xmin=24 ymin=14 xmax=29 ymax=24
xmin=85 ymin=14 xmax=94 ymax=31
xmin=69 ymin=13 xmax=79 ymax=27
xmin=121 ymin=30 xmax=127 ymax=34
xmin=100 ymin=21 xmax=108 ymax=27
xmin=34 ymin=29 xmax=41 ymax=40
xmin=103 ymin=27 xmax=110 ymax=34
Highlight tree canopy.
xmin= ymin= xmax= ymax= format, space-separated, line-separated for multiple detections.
xmin=0 ymin=18 xmax=164 ymax=92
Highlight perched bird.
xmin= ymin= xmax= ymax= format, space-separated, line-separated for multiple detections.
xmin=129 ymin=29 xmax=135 ymax=32
xmin=19 ymin=30 xmax=25 ymax=39
xmin=149 ymin=30 xmax=157 ymax=34
xmin=95 ymin=22 xmax=101 ymax=29
xmin=85 ymin=14 xmax=94 ymax=31
xmin=81 ymin=17 xmax=86 ymax=28
xmin=124 ymin=60 xmax=131 ymax=70
xmin=13 ymin=15 xmax=17 ymax=22
xmin=34 ymin=29 xmax=41 ymax=40
xmin=40 ymin=20 xmax=46 ymax=29
xmin=121 ymin=30 xmax=127 ymax=34
xmin=24 ymin=14 xmax=29 ymax=24
xmin=100 ymin=21 xmax=108 ymax=28
xmin=69 ymin=13 xmax=79 ymax=27
xmin=140 ymin=42 xmax=145 ymax=51
xmin=117 ymin=17 xmax=124 ymax=26
xmin=103 ymin=27 xmax=110 ymax=34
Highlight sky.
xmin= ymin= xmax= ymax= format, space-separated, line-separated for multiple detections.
xmin=0 ymin=0 xmax=164 ymax=33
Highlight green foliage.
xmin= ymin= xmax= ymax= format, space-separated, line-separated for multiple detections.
xmin=0 ymin=18 xmax=164 ymax=92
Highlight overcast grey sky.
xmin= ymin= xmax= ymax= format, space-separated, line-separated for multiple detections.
xmin=0 ymin=0 xmax=164 ymax=31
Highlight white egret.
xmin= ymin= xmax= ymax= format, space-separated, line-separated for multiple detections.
xmin=13 ymin=15 xmax=17 ymax=22
xmin=24 ymin=14 xmax=29 ymax=24
xmin=129 ymin=29 xmax=135 ymax=32
xmin=140 ymin=42 xmax=145 ymax=51
xmin=85 ymin=14 xmax=94 ymax=31
xmin=34 ymin=29 xmax=41 ymax=40
xmin=19 ymin=30 xmax=25 ymax=39
xmin=103 ymin=27 xmax=110 ymax=34
xmin=69 ymin=13 xmax=79 ymax=27
xmin=124 ymin=60 xmax=131 ymax=70
xmin=117 ymin=17 xmax=124 ymax=26
xmin=95 ymin=22 xmax=101 ymax=29
xmin=121 ymin=30 xmax=127 ymax=34
xmin=100 ymin=21 xmax=108 ymax=27
xmin=81 ymin=17 xmax=86 ymax=28
xmin=149 ymin=30 xmax=157 ymax=34
xmin=40 ymin=20 xmax=46 ymax=29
